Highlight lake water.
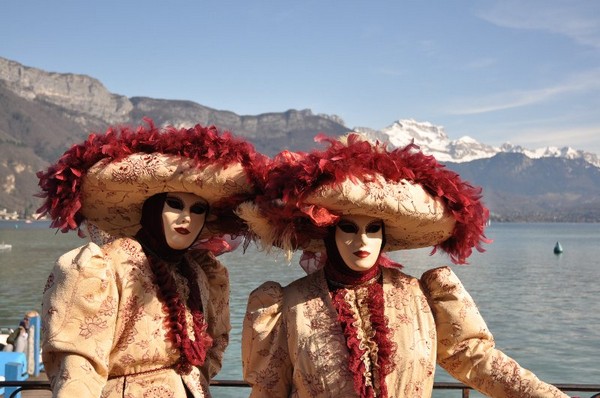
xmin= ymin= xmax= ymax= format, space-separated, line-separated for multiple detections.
xmin=1 ymin=221 xmax=599 ymax=397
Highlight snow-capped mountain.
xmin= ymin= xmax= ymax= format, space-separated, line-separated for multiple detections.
xmin=355 ymin=119 xmax=600 ymax=168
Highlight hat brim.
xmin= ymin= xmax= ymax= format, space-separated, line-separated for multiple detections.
xmin=303 ymin=175 xmax=456 ymax=252
xmin=238 ymin=175 xmax=455 ymax=255
xmin=81 ymin=153 xmax=249 ymax=238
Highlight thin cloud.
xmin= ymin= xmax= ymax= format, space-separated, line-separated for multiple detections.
xmin=373 ymin=66 xmax=406 ymax=76
xmin=464 ymin=57 xmax=497 ymax=70
xmin=519 ymin=126 xmax=598 ymax=143
xmin=476 ymin=0 xmax=600 ymax=49
xmin=444 ymin=68 xmax=600 ymax=115
xmin=476 ymin=116 xmax=600 ymax=152
xmin=509 ymin=125 xmax=600 ymax=151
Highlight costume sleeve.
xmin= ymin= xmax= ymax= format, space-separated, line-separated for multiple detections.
xmin=242 ymin=281 xmax=293 ymax=397
xmin=198 ymin=253 xmax=231 ymax=380
xmin=41 ymin=242 xmax=119 ymax=398
xmin=421 ymin=266 xmax=568 ymax=398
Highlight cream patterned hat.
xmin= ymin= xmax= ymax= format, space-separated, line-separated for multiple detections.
xmin=37 ymin=121 xmax=265 ymax=239
xmin=237 ymin=133 xmax=489 ymax=264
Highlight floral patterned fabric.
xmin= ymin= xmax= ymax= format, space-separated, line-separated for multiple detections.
xmin=42 ymin=238 xmax=230 ymax=398
xmin=242 ymin=266 xmax=567 ymax=398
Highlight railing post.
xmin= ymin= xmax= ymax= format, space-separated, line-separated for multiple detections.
xmin=29 ymin=316 xmax=42 ymax=376
xmin=462 ymin=386 xmax=470 ymax=397
xmin=5 ymin=362 xmax=23 ymax=398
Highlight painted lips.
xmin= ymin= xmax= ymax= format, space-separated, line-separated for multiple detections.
xmin=353 ymin=250 xmax=370 ymax=258
xmin=175 ymin=227 xmax=190 ymax=235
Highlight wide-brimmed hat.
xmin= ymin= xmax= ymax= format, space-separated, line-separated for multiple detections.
xmin=237 ymin=133 xmax=489 ymax=264
xmin=37 ymin=120 xmax=265 ymax=239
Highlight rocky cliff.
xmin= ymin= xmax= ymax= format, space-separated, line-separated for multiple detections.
xmin=128 ymin=97 xmax=349 ymax=155
xmin=0 ymin=57 xmax=353 ymax=216
xmin=0 ymin=57 xmax=132 ymax=124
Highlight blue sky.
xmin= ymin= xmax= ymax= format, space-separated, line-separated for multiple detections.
xmin=2 ymin=1 xmax=600 ymax=154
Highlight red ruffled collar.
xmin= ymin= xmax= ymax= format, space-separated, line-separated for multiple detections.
xmin=329 ymin=275 xmax=395 ymax=397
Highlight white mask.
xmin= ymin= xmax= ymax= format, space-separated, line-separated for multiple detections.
xmin=335 ymin=214 xmax=383 ymax=272
xmin=162 ymin=192 xmax=207 ymax=250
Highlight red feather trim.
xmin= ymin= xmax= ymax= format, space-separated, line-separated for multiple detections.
xmin=36 ymin=119 xmax=267 ymax=237
xmin=254 ymin=134 xmax=489 ymax=264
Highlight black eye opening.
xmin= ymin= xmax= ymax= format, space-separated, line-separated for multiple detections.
xmin=366 ymin=222 xmax=383 ymax=234
xmin=337 ymin=221 xmax=359 ymax=234
xmin=165 ymin=196 xmax=184 ymax=210
xmin=190 ymin=202 xmax=208 ymax=215
xmin=337 ymin=219 xmax=383 ymax=234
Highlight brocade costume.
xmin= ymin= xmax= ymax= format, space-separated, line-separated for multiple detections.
xmin=42 ymin=237 xmax=230 ymax=398
xmin=242 ymin=266 xmax=566 ymax=398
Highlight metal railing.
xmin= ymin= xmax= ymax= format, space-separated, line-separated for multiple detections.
xmin=1 ymin=379 xmax=599 ymax=398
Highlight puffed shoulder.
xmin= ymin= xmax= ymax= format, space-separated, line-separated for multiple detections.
xmin=420 ymin=266 xmax=465 ymax=299
xmin=419 ymin=266 xmax=492 ymax=361
xmin=42 ymin=242 xmax=116 ymax=344
xmin=243 ymin=281 xmax=285 ymax=354
xmin=58 ymin=242 xmax=105 ymax=270
xmin=246 ymin=281 xmax=284 ymax=318
xmin=242 ymin=281 xmax=291 ymax=392
xmin=44 ymin=242 xmax=109 ymax=303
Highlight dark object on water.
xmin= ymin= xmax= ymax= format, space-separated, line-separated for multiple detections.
xmin=554 ymin=241 xmax=563 ymax=254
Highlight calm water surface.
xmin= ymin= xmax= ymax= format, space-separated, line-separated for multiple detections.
xmin=1 ymin=221 xmax=599 ymax=397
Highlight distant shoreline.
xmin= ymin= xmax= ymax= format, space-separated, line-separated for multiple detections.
xmin=0 ymin=219 xmax=52 ymax=230
xmin=2 ymin=219 xmax=598 ymax=231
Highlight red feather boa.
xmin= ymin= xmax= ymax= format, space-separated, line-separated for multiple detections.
xmin=149 ymin=254 xmax=213 ymax=374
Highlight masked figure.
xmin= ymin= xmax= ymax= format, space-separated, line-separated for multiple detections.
xmin=238 ymin=134 xmax=567 ymax=398
xmin=37 ymin=121 xmax=264 ymax=398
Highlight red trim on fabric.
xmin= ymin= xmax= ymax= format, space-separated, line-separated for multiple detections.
xmin=330 ymin=288 xmax=373 ymax=397
xmin=367 ymin=281 xmax=395 ymax=398
xmin=329 ymin=278 xmax=395 ymax=398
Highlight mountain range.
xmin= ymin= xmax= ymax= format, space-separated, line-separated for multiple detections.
xmin=1 ymin=56 xmax=599 ymax=222
xmin=357 ymin=119 xmax=600 ymax=167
